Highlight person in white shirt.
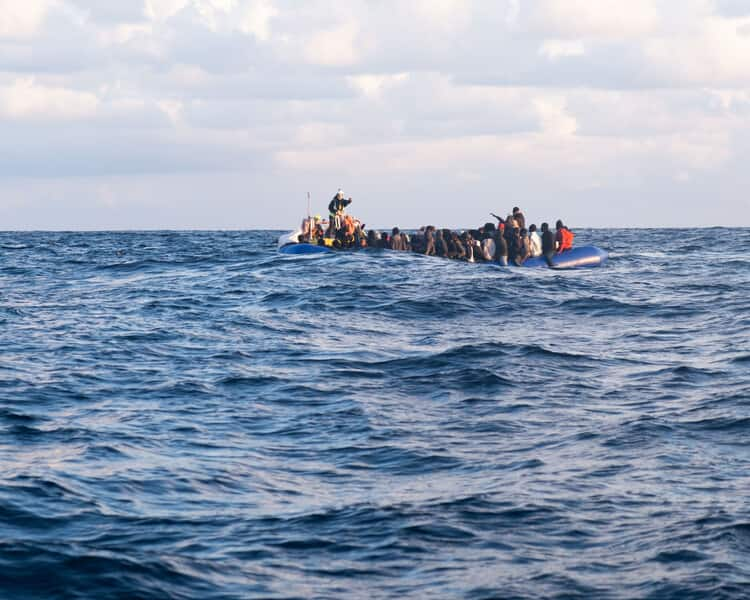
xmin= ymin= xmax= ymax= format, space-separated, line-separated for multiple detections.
xmin=481 ymin=234 xmax=496 ymax=261
xmin=528 ymin=224 xmax=542 ymax=258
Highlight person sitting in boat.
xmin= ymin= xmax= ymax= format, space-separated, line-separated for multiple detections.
xmin=541 ymin=222 xmax=556 ymax=265
xmin=424 ymin=226 xmax=436 ymax=256
xmin=328 ymin=190 xmax=352 ymax=232
xmin=555 ymin=220 xmax=575 ymax=253
xmin=299 ymin=216 xmax=313 ymax=242
xmin=494 ymin=228 xmax=508 ymax=266
xmin=311 ymin=216 xmax=325 ymax=242
xmin=355 ymin=224 xmax=367 ymax=248
xmin=343 ymin=214 xmax=356 ymax=243
xmin=528 ymin=224 xmax=542 ymax=258
xmin=449 ymin=231 xmax=465 ymax=260
xmin=435 ymin=229 xmax=449 ymax=257
xmin=366 ymin=229 xmax=380 ymax=247
xmin=516 ymin=228 xmax=531 ymax=265
xmin=390 ymin=227 xmax=407 ymax=251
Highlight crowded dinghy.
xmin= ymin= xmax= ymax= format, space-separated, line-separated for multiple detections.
xmin=278 ymin=192 xmax=608 ymax=268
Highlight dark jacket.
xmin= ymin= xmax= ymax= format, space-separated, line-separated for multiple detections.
xmin=542 ymin=230 xmax=555 ymax=255
xmin=328 ymin=197 xmax=351 ymax=215
xmin=495 ymin=233 xmax=508 ymax=257
xmin=436 ymin=232 xmax=448 ymax=257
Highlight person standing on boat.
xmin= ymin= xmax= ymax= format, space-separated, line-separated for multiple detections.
xmin=328 ymin=190 xmax=352 ymax=233
xmin=513 ymin=207 xmax=526 ymax=229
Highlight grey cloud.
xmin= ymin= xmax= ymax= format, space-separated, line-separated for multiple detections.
xmin=67 ymin=1 xmax=148 ymax=24
xmin=0 ymin=121 xmax=271 ymax=178
xmin=714 ymin=0 xmax=750 ymax=17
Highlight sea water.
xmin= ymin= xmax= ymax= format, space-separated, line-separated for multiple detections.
xmin=1 ymin=229 xmax=749 ymax=599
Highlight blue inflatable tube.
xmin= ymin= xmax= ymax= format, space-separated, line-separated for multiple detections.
xmin=278 ymin=243 xmax=332 ymax=255
xmin=277 ymin=230 xmax=333 ymax=255
xmin=520 ymin=245 xmax=607 ymax=269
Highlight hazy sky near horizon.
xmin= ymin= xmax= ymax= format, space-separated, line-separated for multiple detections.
xmin=1 ymin=0 xmax=750 ymax=230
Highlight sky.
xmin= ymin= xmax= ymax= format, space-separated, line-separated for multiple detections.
xmin=1 ymin=0 xmax=749 ymax=230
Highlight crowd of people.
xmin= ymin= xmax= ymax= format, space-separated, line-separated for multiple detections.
xmin=298 ymin=190 xmax=576 ymax=266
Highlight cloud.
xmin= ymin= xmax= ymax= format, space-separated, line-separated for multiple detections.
xmin=347 ymin=72 xmax=409 ymax=99
xmin=539 ymin=39 xmax=586 ymax=60
xmin=303 ymin=21 xmax=362 ymax=66
xmin=0 ymin=0 xmax=55 ymax=38
xmin=0 ymin=0 xmax=749 ymax=227
xmin=0 ymin=77 xmax=99 ymax=120
xmin=528 ymin=0 xmax=659 ymax=39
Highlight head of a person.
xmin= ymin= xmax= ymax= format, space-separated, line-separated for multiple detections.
xmin=529 ymin=224 xmax=537 ymax=233
xmin=556 ymin=220 xmax=564 ymax=229
xmin=336 ymin=189 xmax=344 ymax=199
xmin=392 ymin=227 xmax=400 ymax=235
xmin=541 ymin=222 xmax=549 ymax=232
xmin=513 ymin=207 xmax=520 ymax=214
xmin=484 ymin=222 xmax=495 ymax=233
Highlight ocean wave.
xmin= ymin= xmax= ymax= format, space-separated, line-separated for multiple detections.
xmin=1 ymin=229 xmax=749 ymax=598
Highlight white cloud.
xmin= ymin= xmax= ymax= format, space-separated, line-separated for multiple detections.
xmin=347 ymin=73 xmax=409 ymax=99
xmin=539 ymin=39 xmax=586 ymax=60
xmin=304 ymin=21 xmax=361 ymax=67
xmin=237 ymin=0 xmax=277 ymax=41
xmin=644 ymin=15 xmax=750 ymax=85
xmin=157 ymin=99 xmax=183 ymax=125
xmin=409 ymin=0 xmax=472 ymax=33
xmin=0 ymin=0 xmax=55 ymax=38
xmin=144 ymin=0 xmax=188 ymax=21
xmin=533 ymin=96 xmax=577 ymax=136
xmin=530 ymin=0 xmax=659 ymax=39
xmin=0 ymin=78 xmax=99 ymax=120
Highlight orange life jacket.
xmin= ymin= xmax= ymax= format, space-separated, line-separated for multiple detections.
xmin=560 ymin=227 xmax=574 ymax=251
xmin=343 ymin=215 xmax=355 ymax=236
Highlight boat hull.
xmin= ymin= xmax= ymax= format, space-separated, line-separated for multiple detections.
xmin=279 ymin=243 xmax=332 ymax=255
xmin=520 ymin=245 xmax=607 ymax=269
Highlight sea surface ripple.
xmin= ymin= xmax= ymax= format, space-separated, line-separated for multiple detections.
xmin=1 ymin=229 xmax=749 ymax=599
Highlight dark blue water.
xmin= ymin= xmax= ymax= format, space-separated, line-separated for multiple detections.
xmin=1 ymin=229 xmax=749 ymax=599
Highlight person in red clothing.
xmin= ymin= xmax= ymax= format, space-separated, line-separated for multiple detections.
xmin=555 ymin=219 xmax=575 ymax=253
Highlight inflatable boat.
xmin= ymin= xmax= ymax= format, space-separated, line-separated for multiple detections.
xmin=518 ymin=245 xmax=607 ymax=269
xmin=277 ymin=230 xmax=332 ymax=255
xmin=277 ymin=231 xmax=607 ymax=268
